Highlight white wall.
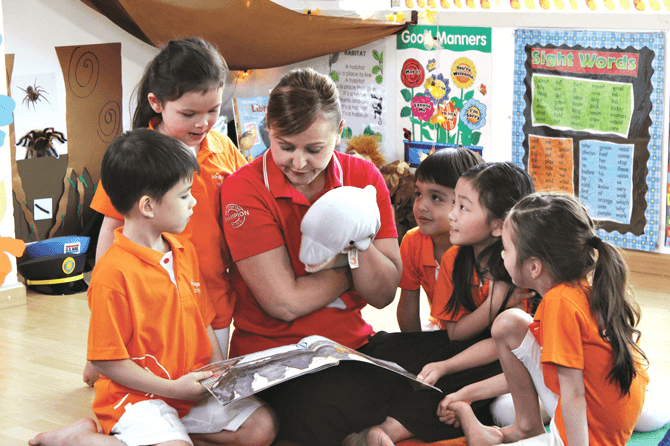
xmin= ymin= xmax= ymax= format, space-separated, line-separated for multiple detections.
xmin=2 ymin=1 xmax=669 ymax=250
xmin=2 ymin=0 xmax=157 ymax=131
xmin=0 ymin=0 xmax=18 ymax=289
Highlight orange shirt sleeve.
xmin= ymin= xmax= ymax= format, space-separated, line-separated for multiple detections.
xmin=399 ymin=228 xmax=422 ymax=291
xmin=90 ymin=182 xmax=124 ymax=222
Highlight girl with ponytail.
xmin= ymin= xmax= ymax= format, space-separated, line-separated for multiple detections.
xmin=443 ymin=192 xmax=649 ymax=446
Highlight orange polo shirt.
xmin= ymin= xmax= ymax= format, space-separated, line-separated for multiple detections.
xmin=88 ymin=230 xmax=216 ymax=434
xmin=399 ymin=226 xmax=445 ymax=327
xmin=531 ymin=282 xmax=648 ymax=446
xmin=430 ymin=246 xmax=490 ymax=329
xmin=91 ymin=122 xmax=246 ymax=328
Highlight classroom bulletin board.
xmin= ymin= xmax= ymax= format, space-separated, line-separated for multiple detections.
xmin=512 ymin=29 xmax=665 ymax=252
xmin=396 ymin=25 xmax=492 ymax=166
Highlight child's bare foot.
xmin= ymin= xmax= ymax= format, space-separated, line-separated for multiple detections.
xmin=450 ymin=401 xmax=504 ymax=446
xmin=83 ymin=361 xmax=99 ymax=387
xmin=29 ymin=418 xmax=98 ymax=446
xmin=342 ymin=426 xmax=395 ymax=446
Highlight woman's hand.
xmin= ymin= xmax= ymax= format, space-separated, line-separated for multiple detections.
xmin=417 ymin=361 xmax=447 ymax=386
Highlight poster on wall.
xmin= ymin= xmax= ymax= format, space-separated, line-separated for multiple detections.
xmin=396 ymin=25 xmax=492 ymax=166
xmin=329 ymin=40 xmax=388 ymax=164
xmin=512 ymin=29 xmax=664 ymax=252
xmin=232 ymin=96 xmax=270 ymax=162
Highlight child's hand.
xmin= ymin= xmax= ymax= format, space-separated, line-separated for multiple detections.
xmin=507 ymin=287 xmax=535 ymax=309
xmin=171 ymin=370 xmax=213 ymax=401
xmin=437 ymin=392 xmax=470 ymax=426
xmin=417 ymin=361 xmax=447 ymax=386
xmin=489 ymin=281 xmax=534 ymax=314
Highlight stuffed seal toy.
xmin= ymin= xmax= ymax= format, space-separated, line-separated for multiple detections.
xmin=299 ymin=185 xmax=381 ymax=273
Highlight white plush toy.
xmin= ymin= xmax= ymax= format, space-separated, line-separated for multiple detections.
xmin=300 ymin=185 xmax=381 ymax=273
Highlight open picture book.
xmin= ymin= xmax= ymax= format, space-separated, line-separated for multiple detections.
xmin=197 ymin=335 xmax=440 ymax=406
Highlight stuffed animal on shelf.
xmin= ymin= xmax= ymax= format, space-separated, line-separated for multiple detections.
xmin=380 ymin=160 xmax=416 ymax=241
xmin=345 ymin=135 xmax=386 ymax=168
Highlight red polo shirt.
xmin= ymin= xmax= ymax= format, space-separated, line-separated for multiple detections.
xmin=221 ymin=150 xmax=397 ymax=357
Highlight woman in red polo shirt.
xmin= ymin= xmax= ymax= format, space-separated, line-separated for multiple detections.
xmin=221 ymin=68 xmax=501 ymax=446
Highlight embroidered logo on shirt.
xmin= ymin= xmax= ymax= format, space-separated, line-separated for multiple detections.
xmin=212 ymin=172 xmax=224 ymax=187
xmin=225 ymin=203 xmax=250 ymax=228
xmin=191 ymin=279 xmax=201 ymax=294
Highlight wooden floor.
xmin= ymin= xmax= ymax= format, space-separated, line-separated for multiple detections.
xmin=1 ymin=270 xmax=669 ymax=445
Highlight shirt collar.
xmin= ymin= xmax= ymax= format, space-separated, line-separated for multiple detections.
xmin=421 ymin=232 xmax=438 ymax=268
xmin=262 ymin=150 xmax=344 ymax=202
xmin=148 ymin=116 xmax=220 ymax=155
xmin=113 ymin=227 xmax=184 ymax=265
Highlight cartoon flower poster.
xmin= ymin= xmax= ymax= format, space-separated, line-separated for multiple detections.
xmin=396 ymin=25 xmax=492 ymax=165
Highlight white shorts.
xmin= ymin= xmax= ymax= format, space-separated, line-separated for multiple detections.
xmin=506 ymin=329 xmax=563 ymax=446
xmin=111 ymin=395 xmax=265 ymax=446
xmin=509 ymin=419 xmax=564 ymax=446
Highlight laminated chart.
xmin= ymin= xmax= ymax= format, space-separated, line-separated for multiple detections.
xmin=579 ymin=140 xmax=634 ymax=225
xmin=513 ymin=30 xmax=664 ymax=251
xmin=397 ymin=25 xmax=491 ymax=165
xmin=528 ymin=135 xmax=574 ymax=194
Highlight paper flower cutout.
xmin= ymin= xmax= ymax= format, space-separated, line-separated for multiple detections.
xmin=451 ymin=58 xmax=477 ymax=90
xmin=423 ymin=30 xmax=442 ymax=50
xmin=401 ymin=59 xmax=426 ymax=88
xmin=460 ymin=99 xmax=487 ymax=131
xmin=440 ymin=101 xmax=460 ymax=131
xmin=385 ymin=11 xmax=405 ymax=21
xmin=411 ymin=96 xmax=435 ymax=122
xmin=423 ymin=74 xmax=450 ymax=105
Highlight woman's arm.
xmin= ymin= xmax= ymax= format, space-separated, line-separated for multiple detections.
xmin=418 ymin=337 xmax=498 ymax=385
xmin=397 ymin=288 xmax=422 ymax=332
xmin=96 ymin=216 xmax=123 ymax=262
xmin=235 ymin=245 xmax=354 ymax=322
xmin=351 ymin=238 xmax=402 ymax=309
xmin=92 ymin=359 xmax=212 ymax=401
xmin=557 ymin=365 xmax=588 ymax=446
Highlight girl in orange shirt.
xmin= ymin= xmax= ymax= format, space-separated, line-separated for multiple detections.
xmin=416 ymin=162 xmax=536 ymax=386
xmin=444 ymin=192 xmax=649 ymax=446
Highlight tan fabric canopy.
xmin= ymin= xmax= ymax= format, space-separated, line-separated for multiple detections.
xmin=81 ymin=0 xmax=409 ymax=71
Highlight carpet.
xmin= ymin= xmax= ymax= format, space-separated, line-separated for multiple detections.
xmin=396 ymin=423 xmax=670 ymax=445
xmin=628 ymin=424 xmax=670 ymax=446
xmin=660 ymin=425 xmax=670 ymax=446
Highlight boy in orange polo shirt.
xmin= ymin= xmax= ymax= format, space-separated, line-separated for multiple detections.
xmin=29 ymin=129 xmax=276 ymax=446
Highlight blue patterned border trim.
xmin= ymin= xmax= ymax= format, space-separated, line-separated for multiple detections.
xmin=512 ymin=29 xmax=664 ymax=252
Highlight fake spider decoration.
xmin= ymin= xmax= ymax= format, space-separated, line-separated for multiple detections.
xmin=18 ymin=80 xmax=50 ymax=110
xmin=17 ymin=127 xmax=66 ymax=159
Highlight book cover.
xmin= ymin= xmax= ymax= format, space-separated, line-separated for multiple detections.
xmin=231 ymin=96 xmax=270 ymax=161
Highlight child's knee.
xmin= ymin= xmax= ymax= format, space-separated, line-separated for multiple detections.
xmin=238 ymin=405 xmax=279 ymax=446
xmin=491 ymin=308 xmax=532 ymax=341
